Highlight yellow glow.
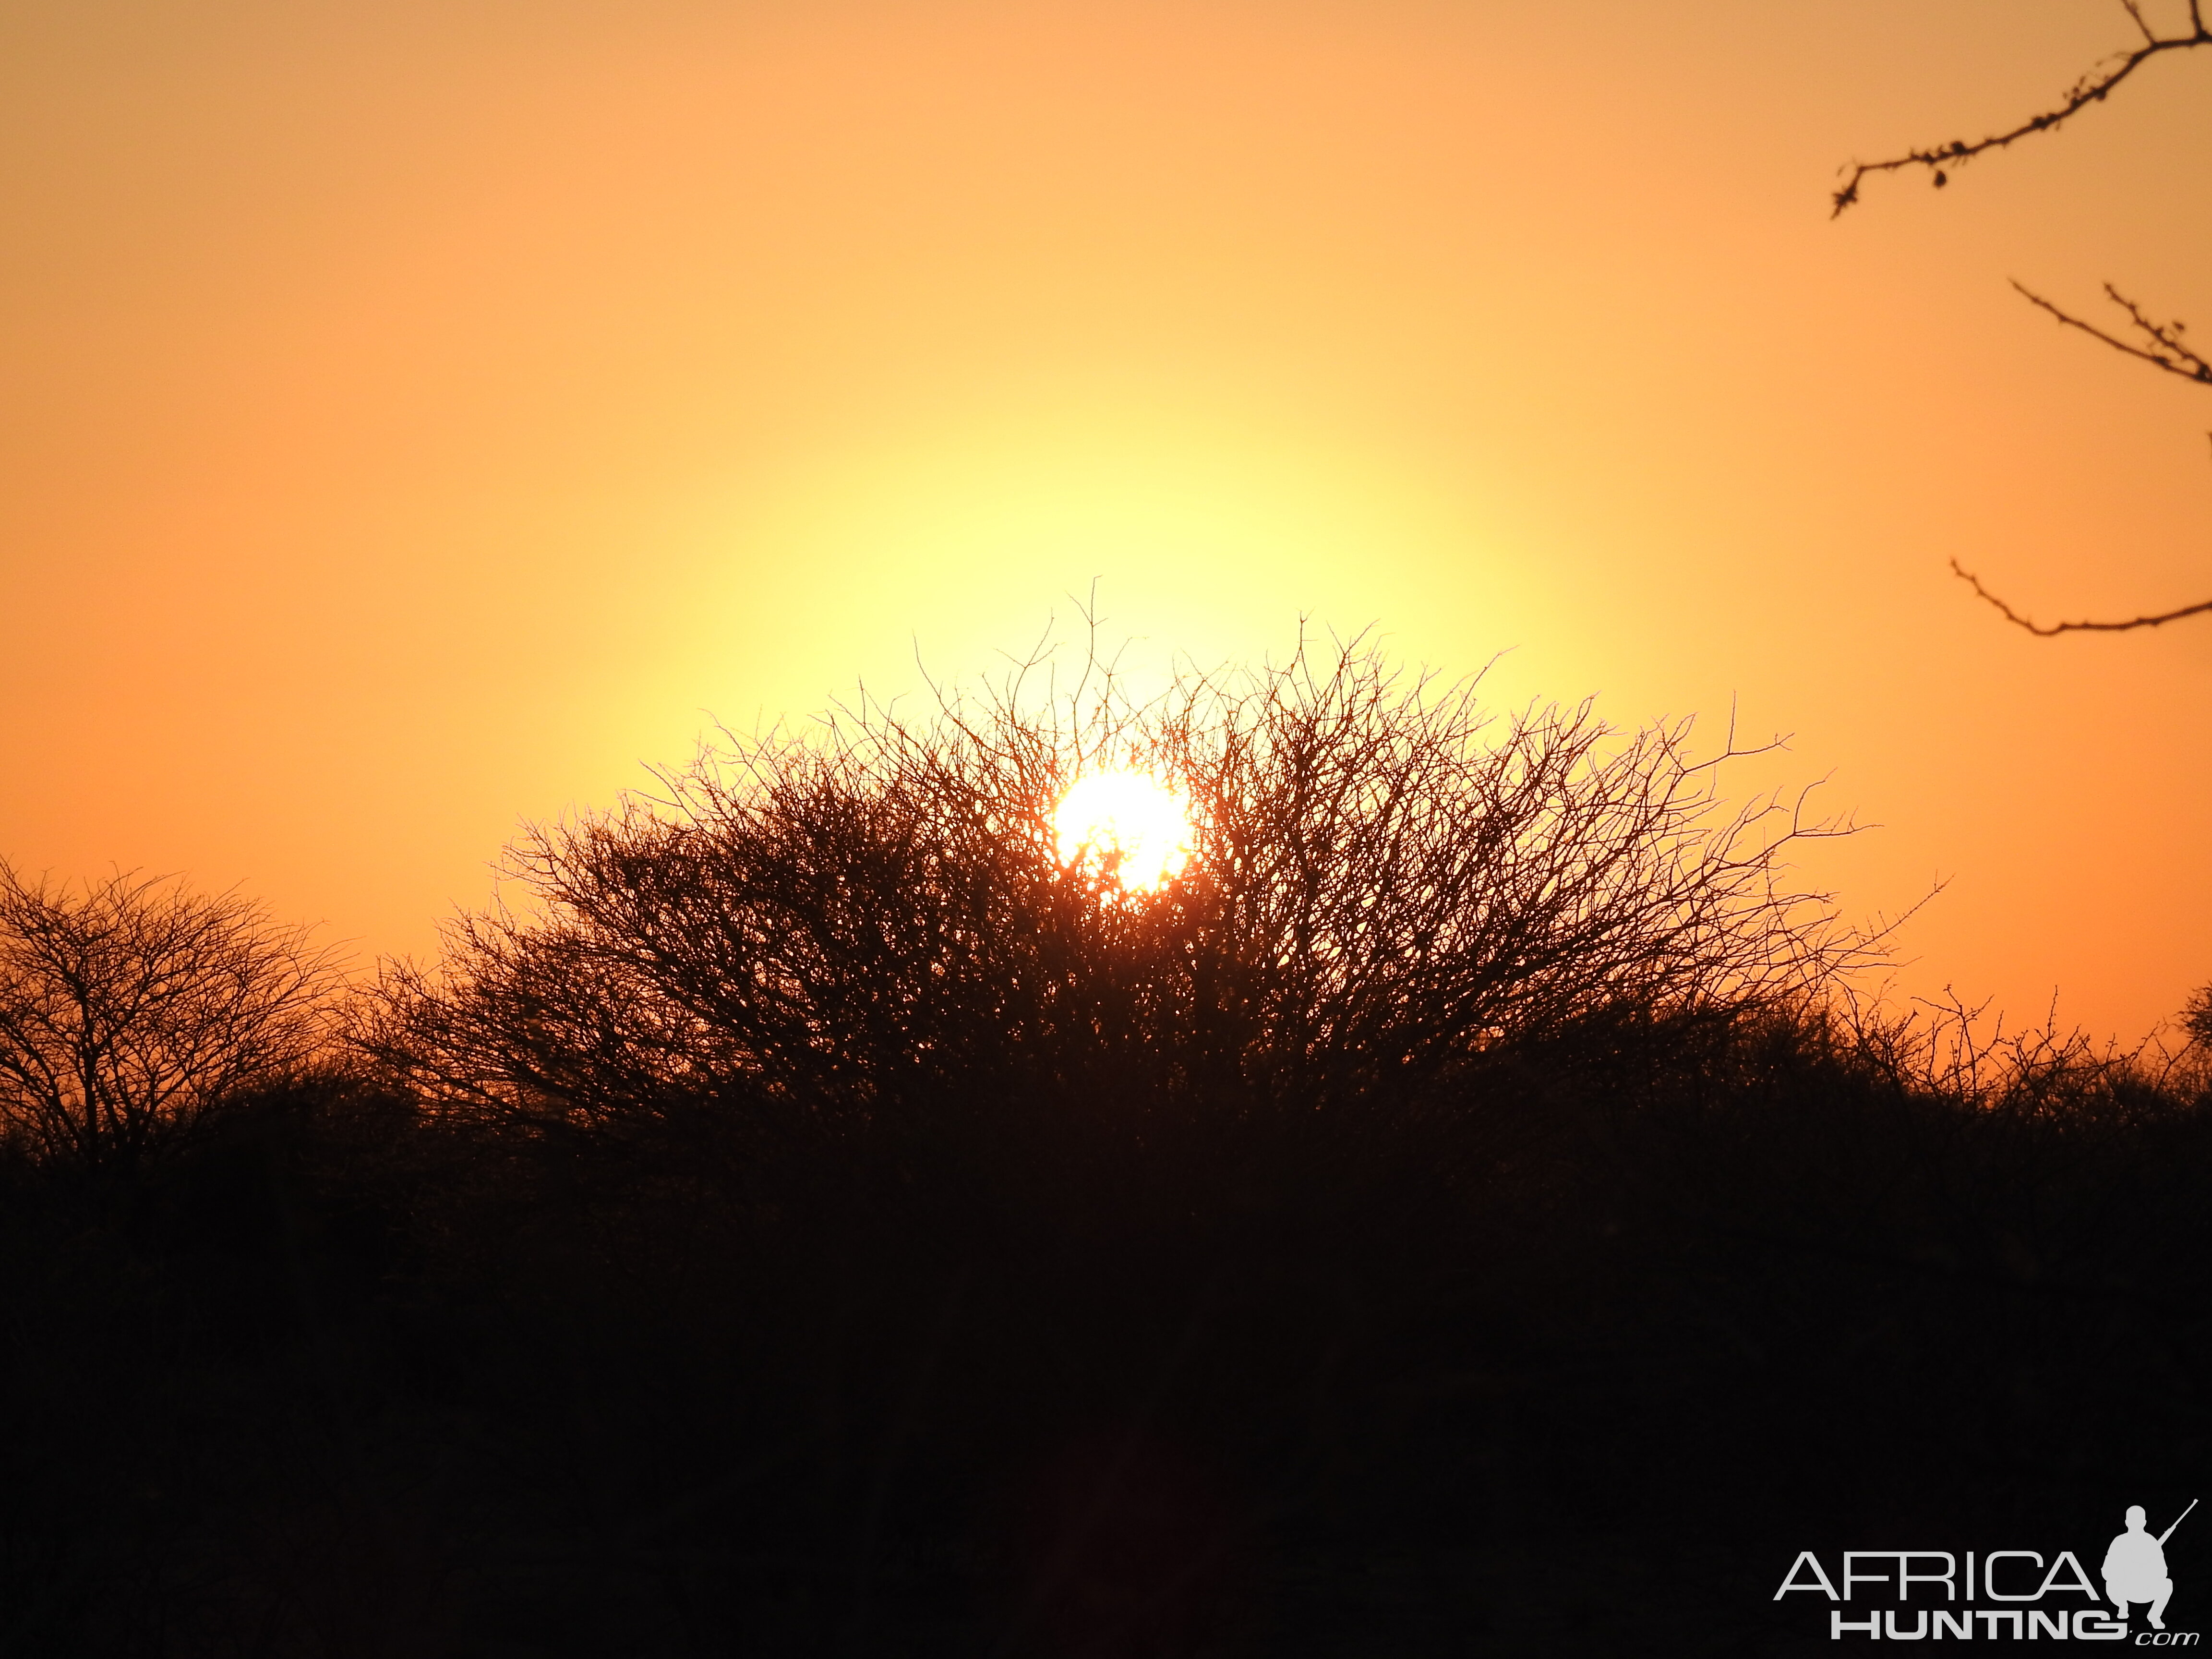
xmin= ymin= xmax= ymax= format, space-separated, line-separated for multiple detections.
xmin=1053 ymin=771 xmax=1195 ymax=893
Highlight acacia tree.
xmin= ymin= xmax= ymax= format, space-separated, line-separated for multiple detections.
xmin=0 ymin=864 xmax=339 ymax=1169
xmin=361 ymin=643 xmax=1872 ymax=1161
xmin=1835 ymin=0 xmax=2212 ymax=634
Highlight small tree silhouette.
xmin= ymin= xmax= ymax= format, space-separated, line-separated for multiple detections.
xmin=364 ymin=641 xmax=1870 ymax=1159
xmin=0 ymin=863 xmax=339 ymax=1169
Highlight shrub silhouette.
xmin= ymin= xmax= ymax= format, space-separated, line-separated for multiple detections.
xmin=2185 ymin=982 xmax=2212 ymax=1049
xmin=364 ymin=643 xmax=1864 ymax=1156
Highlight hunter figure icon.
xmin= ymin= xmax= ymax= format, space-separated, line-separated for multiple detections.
xmin=2106 ymin=1500 xmax=2196 ymax=1630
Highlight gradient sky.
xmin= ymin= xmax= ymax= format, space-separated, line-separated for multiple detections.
xmin=3 ymin=0 xmax=2208 ymax=1041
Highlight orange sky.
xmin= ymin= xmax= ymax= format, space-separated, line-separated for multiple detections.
xmin=3 ymin=0 xmax=2207 ymax=1041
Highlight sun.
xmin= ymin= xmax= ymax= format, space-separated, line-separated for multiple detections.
xmin=1053 ymin=771 xmax=1195 ymax=893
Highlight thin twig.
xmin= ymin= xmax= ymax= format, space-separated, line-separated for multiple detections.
xmin=1951 ymin=558 xmax=2212 ymax=635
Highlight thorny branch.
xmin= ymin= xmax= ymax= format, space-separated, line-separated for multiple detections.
xmin=1836 ymin=2 xmax=2212 ymax=633
xmin=1831 ymin=1 xmax=2212 ymax=215
xmin=2011 ymin=280 xmax=2212 ymax=387
xmin=1950 ymin=282 xmax=2212 ymax=633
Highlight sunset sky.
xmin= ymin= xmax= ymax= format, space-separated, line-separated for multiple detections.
xmin=3 ymin=0 xmax=2207 ymax=1041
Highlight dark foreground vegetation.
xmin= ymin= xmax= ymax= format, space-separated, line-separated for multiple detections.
xmin=3 ymin=650 xmax=2208 ymax=1656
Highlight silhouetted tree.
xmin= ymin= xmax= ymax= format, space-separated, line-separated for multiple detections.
xmin=361 ymin=642 xmax=1872 ymax=1152
xmin=2184 ymin=982 xmax=2212 ymax=1046
xmin=0 ymin=863 xmax=339 ymax=1169
xmin=1835 ymin=0 xmax=2212 ymax=633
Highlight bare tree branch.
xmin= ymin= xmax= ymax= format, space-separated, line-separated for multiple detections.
xmin=1963 ymin=281 xmax=2212 ymax=633
xmin=1833 ymin=6 xmax=2212 ymax=633
xmin=1832 ymin=8 xmax=2212 ymax=215
xmin=2011 ymin=280 xmax=2212 ymax=385
xmin=1950 ymin=558 xmax=2212 ymax=634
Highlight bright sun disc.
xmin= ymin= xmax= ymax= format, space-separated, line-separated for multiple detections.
xmin=1053 ymin=771 xmax=1194 ymax=893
